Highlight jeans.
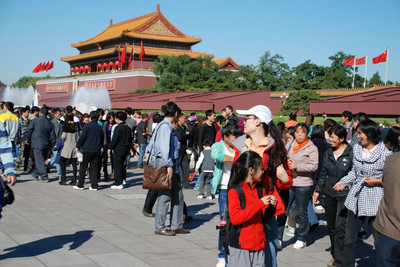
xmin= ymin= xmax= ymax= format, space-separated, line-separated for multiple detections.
xmin=47 ymin=150 xmax=61 ymax=175
xmin=218 ymin=189 xmax=228 ymax=259
xmin=137 ymin=143 xmax=147 ymax=168
xmin=78 ymin=151 xmax=100 ymax=189
xmin=342 ymin=210 xmax=377 ymax=267
xmin=377 ymin=232 xmax=400 ymax=267
xmin=287 ymin=186 xmax=313 ymax=242
xmin=308 ymin=200 xmax=319 ymax=225
xmin=324 ymin=195 xmax=347 ymax=265
xmin=265 ymin=217 xmax=278 ymax=267
xmin=195 ymin=173 xmax=202 ymax=188
xmin=198 ymin=172 xmax=213 ymax=197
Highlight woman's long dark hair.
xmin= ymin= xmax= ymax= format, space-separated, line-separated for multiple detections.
xmin=262 ymin=121 xmax=288 ymax=171
xmin=384 ymin=126 xmax=400 ymax=152
xmin=228 ymin=151 xmax=263 ymax=189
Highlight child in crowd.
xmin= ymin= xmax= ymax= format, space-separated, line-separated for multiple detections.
xmin=227 ymin=151 xmax=277 ymax=267
xmin=211 ymin=121 xmax=242 ymax=267
xmin=195 ymin=139 xmax=214 ymax=200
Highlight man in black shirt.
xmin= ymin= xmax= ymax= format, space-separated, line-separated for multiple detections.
xmin=108 ymin=112 xmax=133 ymax=189
xmin=136 ymin=113 xmax=151 ymax=170
xmin=198 ymin=110 xmax=216 ymax=151
xmin=176 ymin=113 xmax=192 ymax=188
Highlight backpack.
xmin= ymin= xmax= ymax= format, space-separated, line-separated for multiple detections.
xmin=222 ymin=183 xmax=264 ymax=252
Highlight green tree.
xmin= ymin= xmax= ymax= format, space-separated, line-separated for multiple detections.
xmin=258 ymin=51 xmax=291 ymax=91
xmin=277 ymin=90 xmax=324 ymax=115
xmin=290 ymin=60 xmax=325 ymax=90
xmin=0 ymin=80 xmax=6 ymax=89
xmin=11 ymin=75 xmax=51 ymax=88
xmin=320 ymin=51 xmax=355 ymax=89
xmin=368 ymin=71 xmax=383 ymax=87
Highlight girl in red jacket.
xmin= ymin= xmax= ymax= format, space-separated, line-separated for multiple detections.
xmin=227 ymin=151 xmax=277 ymax=267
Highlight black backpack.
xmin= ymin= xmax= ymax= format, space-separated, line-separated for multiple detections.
xmin=223 ymin=183 xmax=264 ymax=251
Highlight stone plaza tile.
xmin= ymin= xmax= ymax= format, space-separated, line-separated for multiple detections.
xmin=86 ymin=252 xmax=150 ymax=267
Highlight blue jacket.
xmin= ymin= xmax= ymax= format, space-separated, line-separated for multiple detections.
xmin=22 ymin=115 xmax=55 ymax=149
xmin=53 ymin=140 xmax=64 ymax=164
xmin=76 ymin=121 xmax=104 ymax=153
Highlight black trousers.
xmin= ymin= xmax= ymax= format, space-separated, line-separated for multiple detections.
xmin=78 ymin=151 xmax=100 ymax=189
xmin=113 ymin=149 xmax=129 ymax=186
xmin=179 ymin=153 xmax=190 ymax=187
xmin=324 ymin=195 xmax=347 ymax=266
xmin=342 ymin=210 xmax=377 ymax=267
xmin=97 ymin=146 xmax=108 ymax=179
xmin=60 ymin=157 xmax=77 ymax=182
xmin=23 ymin=143 xmax=31 ymax=171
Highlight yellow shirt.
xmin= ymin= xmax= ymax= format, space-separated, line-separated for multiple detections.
xmin=244 ymin=137 xmax=269 ymax=157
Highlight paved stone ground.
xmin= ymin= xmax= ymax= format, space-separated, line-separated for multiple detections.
xmin=0 ymin=159 xmax=376 ymax=266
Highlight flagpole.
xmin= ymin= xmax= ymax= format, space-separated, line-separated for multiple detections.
xmin=352 ymin=57 xmax=356 ymax=89
xmin=364 ymin=55 xmax=368 ymax=88
xmin=385 ymin=48 xmax=389 ymax=85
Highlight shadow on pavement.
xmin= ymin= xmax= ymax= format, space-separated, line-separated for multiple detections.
xmin=0 ymin=230 xmax=94 ymax=260
xmin=185 ymin=202 xmax=218 ymax=230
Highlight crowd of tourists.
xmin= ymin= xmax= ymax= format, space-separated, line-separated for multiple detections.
xmin=0 ymin=100 xmax=399 ymax=267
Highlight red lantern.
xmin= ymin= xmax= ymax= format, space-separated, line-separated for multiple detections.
xmin=70 ymin=67 xmax=75 ymax=75
xmin=103 ymin=63 xmax=109 ymax=71
xmin=79 ymin=66 xmax=85 ymax=74
xmin=97 ymin=63 xmax=103 ymax=72
xmin=74 ymin=66 xmax=79 ymax=74
xmin=115 ymin=61 xmax=120 ymax=71
xmin=85 ymin=65 xmax=90 ymax=73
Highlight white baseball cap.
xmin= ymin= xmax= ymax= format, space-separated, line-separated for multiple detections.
xmin=236 ymin=105 xmax=273 ymax=124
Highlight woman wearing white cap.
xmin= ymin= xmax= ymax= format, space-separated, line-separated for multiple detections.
xmin=235 ymin=105 xmax=293 ymax=267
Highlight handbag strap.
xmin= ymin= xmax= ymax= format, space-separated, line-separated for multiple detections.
xmin=146 ymin=121 xmax=167 ymax=166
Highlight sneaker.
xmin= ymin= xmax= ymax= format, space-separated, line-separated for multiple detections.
xmin=193 ymin=186 xmax=199 ymax=191
xmin=216 ymin=257 xmax=226 ymax=267
xmin=73 ymin=185 xmax=84 ymax=190
xmin=315 ymin=205 xmax=324 ymax=211
xmin=197 ymin=194 xmax=205 ymax=199
xmin=89 ymin=187 xmax=98 ymax=191
xmin=206 ymin=196 xmax=213 ymax=200
xmin=293 ymin=240 xmax=306 ymax=249
xmin=122 ymin=180 xmax=127 ymax=185
xmin=111 ymin=184 xmax=123 ymax=190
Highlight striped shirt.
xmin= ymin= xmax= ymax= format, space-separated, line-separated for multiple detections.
xmin=341 ymin=142 xmax=392 ymax=216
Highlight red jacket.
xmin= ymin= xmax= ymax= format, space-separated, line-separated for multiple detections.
xmin=228 ymin=182 xmax=267 ymax=251
xmin=261 ymin=142 xmax=293 ymax=216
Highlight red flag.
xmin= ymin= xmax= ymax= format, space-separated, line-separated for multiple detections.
xmin=32 ymin=62 xmax=42 ymax=73
xmin=121 ymin=45 xmax=127 ymax=64
xmin=128 ymin=43 xmax=134 ymax=70
xmin=118 ymin=47 xmax=121 ymax=62
xmin=356 ymin=56 xmax=366 ymax=65
xmin=40 ymin=62 xmax=49 ymax=72
xmin=373 ymin=50 xmax=388 ymax=64
xmin=139 ymin=41 xmax=145 ymax=62
xmin=45 ymin=61 xmax=54 ymax=71
xmin=343 ymin=57 xmax=355 ymax=66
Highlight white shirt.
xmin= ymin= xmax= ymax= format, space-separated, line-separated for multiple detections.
xmin=220 ymin=143 xmax=235 ymax=190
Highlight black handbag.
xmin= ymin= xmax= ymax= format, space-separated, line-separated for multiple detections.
xmin=1 ymin=175 xmax=15 ymax=207
xmin=142 ymin=122 xmax=171 ymax=190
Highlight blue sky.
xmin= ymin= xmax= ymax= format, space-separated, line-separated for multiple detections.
xmin=0 ymin=0 xmax=399 ymax=86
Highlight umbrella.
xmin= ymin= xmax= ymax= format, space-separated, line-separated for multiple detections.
xmin=75 ymin=102 xmax=97 ymax=114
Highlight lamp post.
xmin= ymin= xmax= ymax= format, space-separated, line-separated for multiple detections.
xmin=280 ymin=92 xmax=289 ymax=105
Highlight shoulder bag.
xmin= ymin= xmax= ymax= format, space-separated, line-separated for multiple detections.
xmin=1 ymin=175 xmax=15 ymax=207
xmin=142 ymin=122 xmax=171 ymax=190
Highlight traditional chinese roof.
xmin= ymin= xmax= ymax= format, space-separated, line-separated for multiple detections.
xmin=212 ymin=57 xmax=240 ymax=69
xmin=61 ymin=45 xmax=212 ymax=63
xmin=71 ymin=4 xmax=201 ymax=48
